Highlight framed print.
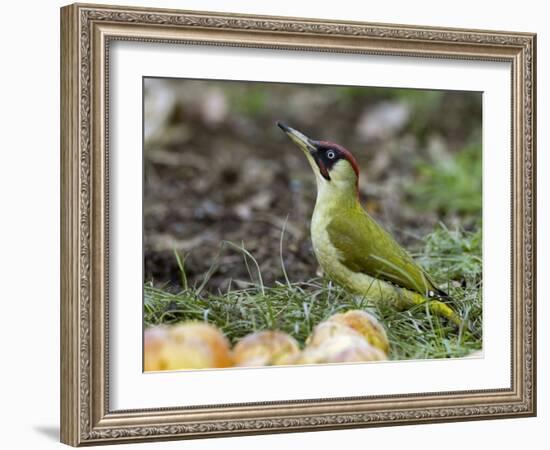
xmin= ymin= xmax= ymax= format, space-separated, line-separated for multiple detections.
xmin=60 ymin=3 xmax=536 ymax=446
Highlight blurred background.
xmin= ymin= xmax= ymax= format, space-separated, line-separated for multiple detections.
xmin=144 ymin=78 xmax=482 ymax=292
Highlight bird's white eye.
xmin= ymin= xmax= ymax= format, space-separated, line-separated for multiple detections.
xmin=326 ymin=150 xmax=336 ymax=159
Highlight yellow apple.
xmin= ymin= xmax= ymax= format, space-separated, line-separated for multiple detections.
xmin=299 ymin=334 xmax=387 ymax=364
xmin=305 ymin=321 xmax=364 ymax=348
xmin=144 ymin=326 xmax=168 ymax=371
xmin=327 ymin=310 xmax=390 ymax=355
xmin=146 ymin=322 xmax=233 ymax=371
xmin=233 ymin=330 xmax=300 ymax=367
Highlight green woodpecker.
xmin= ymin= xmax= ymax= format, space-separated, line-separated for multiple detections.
xmin=277 ymin=122 xmax=461 ymax=326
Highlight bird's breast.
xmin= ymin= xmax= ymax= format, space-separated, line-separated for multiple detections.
xmin=310 ymin=206 xmax=343 ymax=278
xmin=310 ymin=202 xmax=374 ymax=295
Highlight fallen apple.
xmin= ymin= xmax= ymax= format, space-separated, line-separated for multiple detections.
xmin=327 ymin=310 xmax=390 ymax=354
xmin=144 ymin=322 xmax=232 ymax=371
xmin=233 ymin=330 xmax=300 ymax=367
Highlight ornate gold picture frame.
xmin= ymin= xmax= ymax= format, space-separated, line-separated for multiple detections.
xmin=60 ymin=3 xmax=536 ymax=446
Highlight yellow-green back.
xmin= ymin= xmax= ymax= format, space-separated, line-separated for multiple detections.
xmin=325 ymin=204 xmax=442 ymax=297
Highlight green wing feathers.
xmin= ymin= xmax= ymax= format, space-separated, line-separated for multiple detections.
xmin=326 ymin=207 xmax=443 ymax=297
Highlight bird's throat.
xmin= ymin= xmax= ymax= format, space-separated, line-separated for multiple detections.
xmin=315 ymin=174 xmax=360 ymax=211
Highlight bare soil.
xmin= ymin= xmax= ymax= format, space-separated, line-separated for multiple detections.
xmin=144 ymin=79 xmax=481 ymax=292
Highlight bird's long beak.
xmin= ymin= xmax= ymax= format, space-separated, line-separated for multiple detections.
xmin=277 ymin=122 xmax=318 ymax=155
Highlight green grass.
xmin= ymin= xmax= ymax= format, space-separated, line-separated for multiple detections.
xmin=144 ymin=225 xmax=482 ymax=360
xmin=407 ymin=143 xmax=482 ymax=217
